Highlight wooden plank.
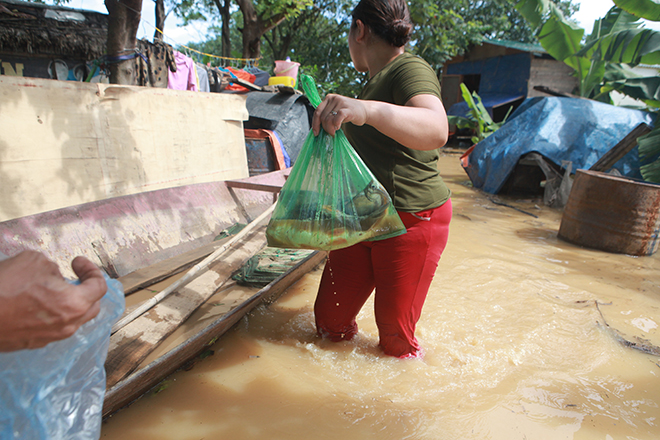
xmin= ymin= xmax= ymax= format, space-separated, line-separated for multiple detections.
xmin=233 ymin=76 xmax=262 ymax=91
xmin=225 ymin=180 xmax=283 ymax=193
xmin=104 ymin=225 xmax=268 ymax=389
xmin=103 ymin=250 xmax=327 ymax=418
xmin=0 ymin=169 xmax=290 ymax=279
xmin=117 ymin=240 xmax=227 ymax=295
xmin=111 ymin=204 xmax=277 ymax=334
xmin=0 ymin=77 xmax=249 ymax=222
xmin=532 ymin=85 xmax=582 ymax=99
xmin=590 ymin=123 xmax=652 ymax=172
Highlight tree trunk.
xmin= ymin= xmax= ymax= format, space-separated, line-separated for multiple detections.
xmin=236 ymin=0 xmax=261 ymax=60
xmin=212 ymin=0 xmax=232 ymax=59
xmin=154 ymin=0 xmax=166 ymax=41
xmin=235 ymin=0 xmax=290 ymax=60
xmin=221 ymin=0 xmax=231 ymax=58
xmin=105 ymin=0 xmax=142 ymax=85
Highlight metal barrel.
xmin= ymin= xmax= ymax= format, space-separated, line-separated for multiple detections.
xmin=558 ymin=169 xmax=660 ymax=256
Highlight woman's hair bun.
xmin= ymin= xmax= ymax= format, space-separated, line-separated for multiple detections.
xmin=390 ymin=18 xmax=412 ymax=47
xmin=352 ymin=0 xmax=412 ymax=48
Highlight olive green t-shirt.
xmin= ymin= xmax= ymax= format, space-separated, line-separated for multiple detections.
xmin=344 ymin=52 xmax=451 ymax=212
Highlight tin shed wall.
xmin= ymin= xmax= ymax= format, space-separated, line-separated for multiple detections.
xmin=527 ymin=57 xmax=579 ymax=97
xmin=445 ymin=52 xmax=532 ymax=97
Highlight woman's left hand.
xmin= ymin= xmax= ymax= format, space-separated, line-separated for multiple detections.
xmin=312 ymin=94 xmax=368 ymax=136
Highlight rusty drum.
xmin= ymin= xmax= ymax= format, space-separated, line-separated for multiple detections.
xmin=558 ymin=169 xmax=660 ymax=256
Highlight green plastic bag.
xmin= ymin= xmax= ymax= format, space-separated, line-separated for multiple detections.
xmin=266 ymin=74 xmax=406 ymax=251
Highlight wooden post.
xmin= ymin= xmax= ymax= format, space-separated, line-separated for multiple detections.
xmin=590 ymin=123 xmax=652 ymax=173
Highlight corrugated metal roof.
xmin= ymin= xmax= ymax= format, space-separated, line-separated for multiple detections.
xmin=485 ymin=38 xmax=546 ymax=54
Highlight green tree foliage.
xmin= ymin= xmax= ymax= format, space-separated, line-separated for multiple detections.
xmin=261 ymin=0 xmax=363 ymax=97
xmin=185 ymin=9 xmax=246 ymax=63
xmin=175 ymin=0 xmax=311 ymax=59
xmin=408 ymin=0 xmax=576 ymax=69
xmin=258 ymin=0 xmax=579 ymax=97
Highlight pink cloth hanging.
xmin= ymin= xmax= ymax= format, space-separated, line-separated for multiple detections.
xmin=168 ymin=50 xmax=198 ymax=91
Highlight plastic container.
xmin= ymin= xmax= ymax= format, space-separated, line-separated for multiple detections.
xmin=268 ymin=76 xmax=296 ymax=87
xmin=274 ymin=60 xmax=300 ymax=86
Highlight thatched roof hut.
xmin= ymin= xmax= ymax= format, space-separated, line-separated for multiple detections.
xmin=0 ymin=0 xmax=107 ymax=62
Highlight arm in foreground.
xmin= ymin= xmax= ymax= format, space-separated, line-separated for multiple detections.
xmin=0 ymin=251 xmax=108 ymax=352
xmin=312 ymin=93 xmax=449 ymax=151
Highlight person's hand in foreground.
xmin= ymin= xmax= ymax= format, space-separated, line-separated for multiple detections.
xmin=0 ymin=251 xmax=107 ymax=352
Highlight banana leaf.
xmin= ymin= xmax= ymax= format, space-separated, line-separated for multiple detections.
xmin=614 ymin=0 xmax=660 ymax=21
xmin=639 ymin=127 xmax=660 ymax=183
xmin=578 ymin=28 xmax=660 ymax=66
xmin=608 ymin=76 xmax=660 ymax=107
xmin=515 ymin=0 xmax=552 ymax=29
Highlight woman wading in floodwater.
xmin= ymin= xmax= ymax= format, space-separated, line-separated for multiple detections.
xmin=312 ymin=0 xmax=452 ymax=359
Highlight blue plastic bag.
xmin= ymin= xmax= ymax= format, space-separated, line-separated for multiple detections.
xmin=0 ymin=274 xmax=125 ymax=440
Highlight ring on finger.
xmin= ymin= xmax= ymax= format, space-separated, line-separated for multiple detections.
xmin=330 ymin=111 xmax=338 ymax=116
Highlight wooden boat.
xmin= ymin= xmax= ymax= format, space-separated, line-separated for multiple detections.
xmin=0 ymin=169 xmax=326 ymax=418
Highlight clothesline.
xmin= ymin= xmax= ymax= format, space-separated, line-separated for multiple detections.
xmin=100 ymin=0 xmax=261 ymax=67
xmin=152 ymin=26 xmax=262 ymax=67
xmin=103 ymin=0 xmax=261 ymax=66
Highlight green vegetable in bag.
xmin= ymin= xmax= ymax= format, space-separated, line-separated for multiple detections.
xmin=266 ymin=74 xmax=406 ymax=251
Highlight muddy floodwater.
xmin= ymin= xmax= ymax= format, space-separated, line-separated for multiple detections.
xmin=101 ymin=152 xmax=660 ymax=440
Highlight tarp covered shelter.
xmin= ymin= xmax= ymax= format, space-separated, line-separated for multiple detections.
xmin=462 ymin=97 xmax=656 ymax=194
xmin=244 ymin=91 xmax=313 ymax=164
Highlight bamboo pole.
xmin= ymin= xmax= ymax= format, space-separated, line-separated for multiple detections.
xmin=111 ymin=203 xmax=276 ymax=334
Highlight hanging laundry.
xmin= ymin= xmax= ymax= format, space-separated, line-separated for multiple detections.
xmin=135 ymin=39 xmax=176 ymax=88
xmin=168 ymin=50 xmax=198 ymax=91
xmin=246 ymin=66 xmax=270 ymax=87
xmin=208 ymin=67 xmax=226 ymax=93
xmin=208 ymin=67 xmax=228 ymax=93
xmin=195 ymin=62 xmax=210 ymax=93
xmin=223 ymin=66 xmax=256 ymax=92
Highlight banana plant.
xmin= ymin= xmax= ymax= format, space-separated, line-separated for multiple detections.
xmin=447 ymin=83 xmax=512 ymax=144
xmin=516 ymin=0 xmax=660 ymax=182
xmin=614 ymin=0 xmax=660 ymax=21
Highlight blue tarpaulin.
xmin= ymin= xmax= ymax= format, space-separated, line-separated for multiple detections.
xmin=463 ymin=97 xmax=655 ymax=194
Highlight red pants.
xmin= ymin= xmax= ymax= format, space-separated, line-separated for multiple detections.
xmin=314 ymin=199 xmax=452 ymax=358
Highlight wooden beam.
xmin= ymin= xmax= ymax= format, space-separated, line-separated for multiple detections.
xmin=590 ymin=123 xmax=652 ymax=173
xmin=103 ymin=250 xmax=326 ymax=418
xmin=225 ymin=180 xmax=283 ymax=193
xmin=117 ymin=240 xmax=228 ymax=295
xmin=532 ymin=85 xmax=583 ymax=99
xmin=104 ymin=225 xmax=268 ymax=389
xmin=233 ymin=76 xmax=262 ymax=91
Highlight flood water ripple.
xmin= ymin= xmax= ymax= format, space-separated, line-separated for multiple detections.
xmin=102 ymin=153 xmax=660 ymax=440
